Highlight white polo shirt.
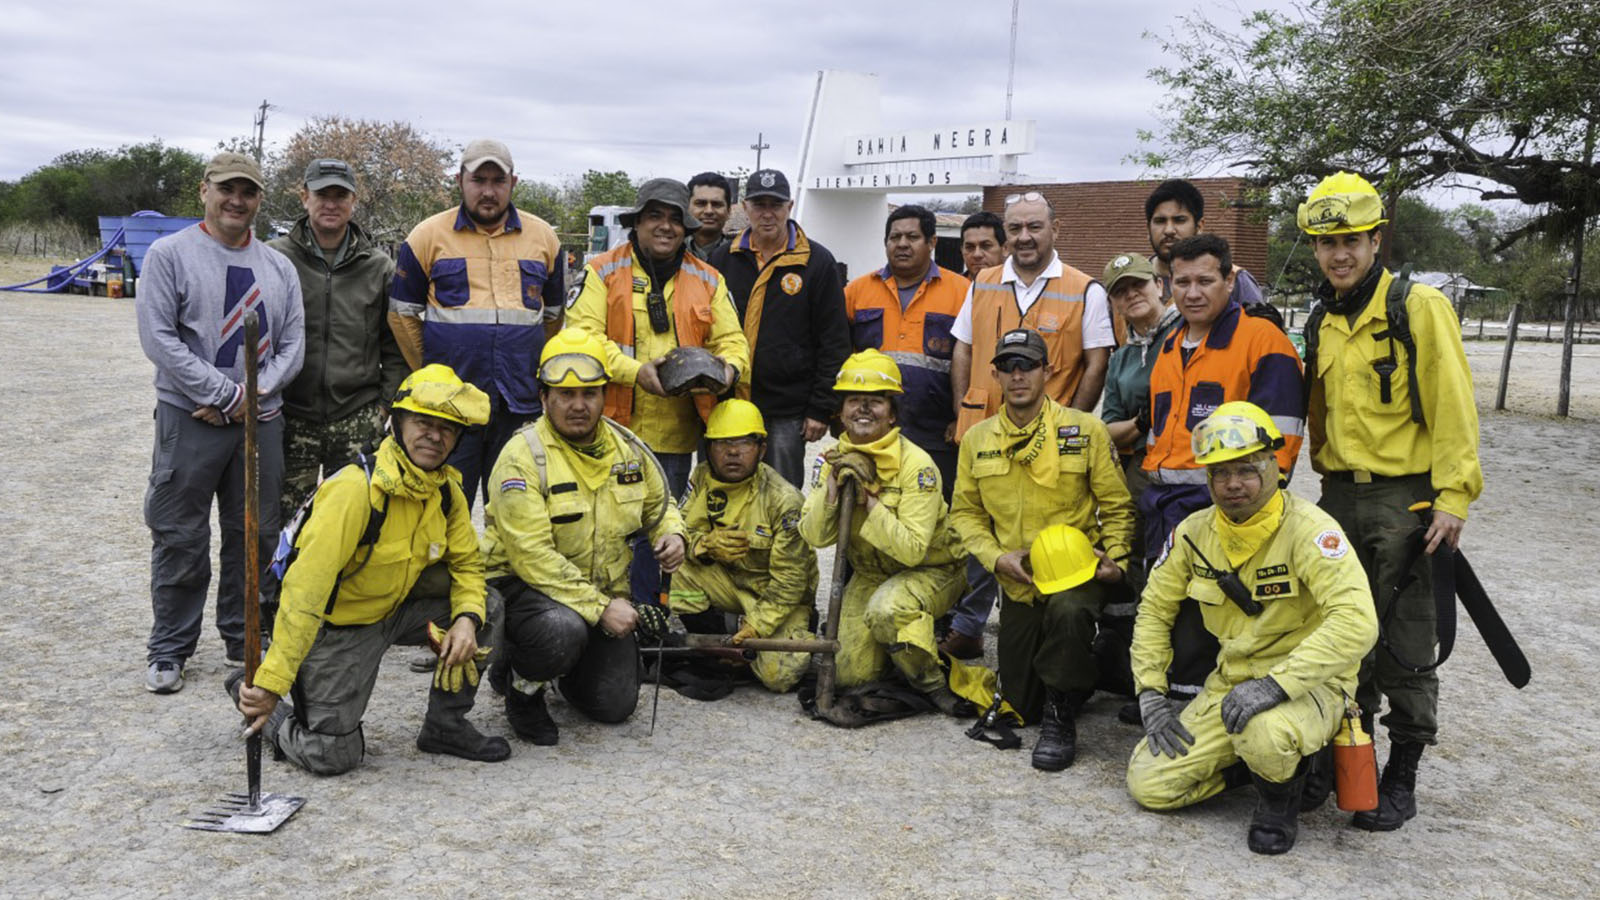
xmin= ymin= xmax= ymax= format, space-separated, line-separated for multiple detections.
xmin=951 ymin=252 xmax=1115 ymax=349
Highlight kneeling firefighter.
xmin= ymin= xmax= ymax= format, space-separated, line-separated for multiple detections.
xmin=234 ymin=364 xmax=511 ymax=774
xmin=1125 ymin=402 xmax=1377 ymax=855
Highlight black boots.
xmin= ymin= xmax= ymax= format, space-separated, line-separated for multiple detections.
xmin=416 ymin=718 xmax=511 ymax=762
xmin=1353 ymin=740 xmax=1424 ymax=831
xmin=1031 ymin=691 xmax=1078 ymax=772
xmin=1248 ymin=762 xmax=1308 ymax=855
xmin=506 ymin=685 xmax=560 ymax=745
xmin=1300 ymin=745 xmax=1335 ymax=811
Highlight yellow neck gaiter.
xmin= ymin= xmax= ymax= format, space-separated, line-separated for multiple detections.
xmin=557 ymin=427 xmax=615 ymax=492
xmin=1213 ymin=489 xmax=1286 ymax=569
xmin=839 ymin=428 xmax=902 ymax=485
xmin=702 ymin=471 xmax=756 ymax=529
xmin=1000 ymin=405 xmax=1056 ymax=488
xmin=373 ymin=435 xmax=451 ymax=502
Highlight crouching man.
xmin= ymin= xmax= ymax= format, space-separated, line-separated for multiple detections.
xmin=480 ymin=327 xmax=686 ymax=745
xmin=1126 ymin=402 xmax=1376 ymax=854
xmin=669 ymin=399 xmax=819 ymax=691
xmin=799 ymin=350 xmax=969 ymax=715
xmin=233 ymin=364 xmax=511 ymax=773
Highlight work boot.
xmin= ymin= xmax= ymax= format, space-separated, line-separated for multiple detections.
xmin=486 ymin=658 xmax=510 ymax=697
xmin=416 ymin=719 xmax=511 ymax=763
xmin=1247 ymin=763 xmax=1308 ymax=855
xmin=1301 ymin=745 xmax=1335 ymax=812
xmin=1352 ymin=740 xmax=1424 ymax=831
xmin=938 ymin=630 xmax=984 ymax=661
xmin=1031 ymin=691 xmax=1078 ymax=772
xmin=408 ymin=651 xmax=439 ymax=674
xmin=506 ymin=684 xmax=560 ymax=745
xmin=924 ymin=685 xmax=975 ymax=718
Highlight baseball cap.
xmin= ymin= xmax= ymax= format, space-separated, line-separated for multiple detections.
xmin=1102 ymin=252 xmax=1157 ymax=292
xmin=992 ymin=328 xmax=1049 ymax=365
xmin=744 ymin=169 xmax=790 ymax=201
xmin=204 ymin=151 xmax=264 ymax=190
xmin=303 ymin=158 xmax=357 ymax=192
xmin=461 ymin=139 xmax=514 ymax=174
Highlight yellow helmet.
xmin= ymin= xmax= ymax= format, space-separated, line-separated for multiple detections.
xmin=832 ymin=349 xmax=904 ymax=395
xmin=538 ymin=326 xmax=610 ymax=388
xmin=1192 ymin=401 xmax=1285 ymax=465
xmin=1297 ymin=171 xmax=1388 ymax=235
xmin=1030 ymin=524 xmax=1098 ymax=594
xmin=704 ymin=398 xmax=767 ymax=440
xmin=392 ymin=364 xmax=490 ymax=427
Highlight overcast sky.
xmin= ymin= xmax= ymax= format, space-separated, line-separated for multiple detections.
xmin=1 ymin=0 xmax=1287 ymax=188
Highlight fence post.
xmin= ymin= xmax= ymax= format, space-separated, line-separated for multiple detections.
xmin=1477 ymin=319 xmax=1484 ymax=339
xmin=1496 ymin=303 xmax=1521 ymax=411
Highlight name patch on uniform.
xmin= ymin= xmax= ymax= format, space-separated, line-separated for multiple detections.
xmin=1057 ymin=426 xmax=1079 ymax=438
xmin=1255 ymin=580 xmax=1292 ymax=598
xmin=1057 ymin=435 xmax=1089 ymax=455
xmin=633 ymin=276 xmax=648 ymax=290
xmin=1192 ymin=563 xmax=1219 ymax=579
xmin=1255 ymin=563 xmax=1289 ymax=579
xmin=500 ymin=478 xmax=527 ymax=492
xmin=780 ymin=273 xmax=803 ymax=295
xmin=1315 ymin=529 xmax=1349 ymax=559
xmin=917 ymin=466 xmax=938 ymax=492
xmin=976 ymin=449 xmax=1003 ymax=460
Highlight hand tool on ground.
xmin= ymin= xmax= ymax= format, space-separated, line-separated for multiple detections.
xmin=814 ymin=480 xmax=856 ymax=718
xmin=184 ymin=310 xmax=306 ymax=834
xmin=648 ymin=571 xmax=669 ymax=736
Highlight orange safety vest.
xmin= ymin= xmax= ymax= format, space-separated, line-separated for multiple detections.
xmin=590 ymin=243 xmax=718 ymax=426
xmin=955 ymin=263 xmax=1096 ymax=440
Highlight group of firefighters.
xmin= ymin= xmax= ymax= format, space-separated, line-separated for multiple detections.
xmin=136 ymin=139 xmax=1481 ymax=855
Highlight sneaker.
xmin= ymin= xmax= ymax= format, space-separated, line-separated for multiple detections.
xmin=146 ymin=661 xmax=184 ymax=694
xmin=225 ymin=647 xmax=246 ymax=667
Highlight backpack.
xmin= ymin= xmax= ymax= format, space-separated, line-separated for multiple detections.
xmin=268 ymin=447 xmax=453 ymax=616
xmin=1301 ymin=266 xmax=1425 ymax=425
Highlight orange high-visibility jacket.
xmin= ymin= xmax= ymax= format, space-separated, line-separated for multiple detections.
xmin=844 ymin=264 xmax=970 ymax=448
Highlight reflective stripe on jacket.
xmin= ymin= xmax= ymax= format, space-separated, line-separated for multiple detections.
xmin=844 ymin=264 xmax=969 ymax=449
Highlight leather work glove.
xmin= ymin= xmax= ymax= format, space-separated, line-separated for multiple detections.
xmin=1220 ymin=676 xmax=1290 ymax=734
xmin=700 ymin=529 xmax=751 ymax=564
xmin=729 ymin=622 xmax=759 ymax=645
xmin=427 ymin=621 xmax=491 ymax=694
xmin=825 ymin=448 xmax=879 ymax=492
xmin=1140 ymin=689 xmax=1195 ymax=758
xmin=633 ymin=602 xmax=671 ymax=643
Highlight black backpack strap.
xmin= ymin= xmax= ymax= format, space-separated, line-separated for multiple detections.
xmin=323 ymin=459 xmax=387 ymax=617
xmin=1301 ymin=303 xmax=1327 ymax=411
xmin=1384 ymin=265 xmax=1425 ymax=424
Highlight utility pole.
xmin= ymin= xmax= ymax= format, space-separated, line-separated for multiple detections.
xmin=1557 ymin=115 xmax=1595 ymax=418
xmin=252 ymin=99 xmax=271 ymax=162
xmin=1005 ymin=0 xmax=1020 ymax=120
xmin=750 ymin=132 xmax=771 ymax=171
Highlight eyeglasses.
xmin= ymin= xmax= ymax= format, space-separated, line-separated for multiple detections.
xmin=994 ymin=356 xmax=1043 ymax=373
xmin=1004 ymin=191 xmax=1046 ymax=206
xmin=538 ymin=352 xmax=608 ymax=385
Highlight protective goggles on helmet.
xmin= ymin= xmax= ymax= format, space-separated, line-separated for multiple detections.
xmin=1191 ymin=413 xmax=1283 ymax=462
xmin=538 ymin=352 xmax=608 ymax=387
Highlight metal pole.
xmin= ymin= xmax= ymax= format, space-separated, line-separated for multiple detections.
xmin=1496 ymin=303 xmax=1521 ymax=411
xmin=750 ymin=132 xmax=770 ymax=171
xmin=1005 ymin=0 xmax=1020 ymax=120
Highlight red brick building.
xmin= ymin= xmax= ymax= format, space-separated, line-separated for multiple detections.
xmin=981 ymin=177 xmax=1268 ymax=280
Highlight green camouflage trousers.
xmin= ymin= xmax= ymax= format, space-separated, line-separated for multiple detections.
xmin=280 ymin=402 xmax=387 ymax=520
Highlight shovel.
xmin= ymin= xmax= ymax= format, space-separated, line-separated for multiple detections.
xmin=184 ymin=310 xmax=306 ymax=834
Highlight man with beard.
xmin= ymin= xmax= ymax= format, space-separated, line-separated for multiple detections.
xmin=1145 ymin=179 xmax=1264 ymax=308
xmin=388 ymin=139 xmax=565 ymax=507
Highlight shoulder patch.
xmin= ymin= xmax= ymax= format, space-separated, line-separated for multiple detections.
xmin=500 ymin=477 xmax=527 ymax=493
xmin=810 ymin=455 xmax=826 ymax=488
xmin=1315 ymin=529 xmax=1350 ymax=559
xmin=917 ymin=466 xmax=938 ymax=492
xmin=780 ymin=509 xmax=801 ymax=532
xmin=565 ymin=270 xmax=586 ymax=308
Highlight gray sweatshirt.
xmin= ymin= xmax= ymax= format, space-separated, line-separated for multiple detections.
xmin=136 ymin=225 xmax=305 ymax=418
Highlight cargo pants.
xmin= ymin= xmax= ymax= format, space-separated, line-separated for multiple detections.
xmin=837 ymin=562 xmax=965 ymax=692
xmin=280 ymin=401 xmax=387 ymax=520
xmin=670 ymin=560 xmax=814 ymax=692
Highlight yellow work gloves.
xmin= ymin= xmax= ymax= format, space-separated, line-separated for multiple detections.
xmin=699 ymin=529 xmax=751 ymax=563
xmin=426 ymin=621 xmax=492 ymax=694
xmin=825 ymin=448 xmax=879 ymax=493
xmin=729 ymin=623 xmax=760 ymax=645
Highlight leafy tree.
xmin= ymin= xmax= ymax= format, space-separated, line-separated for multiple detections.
xmin=267 ymin=116 xmax=453 ymax=240
xmin=0 ymin=141 xmax=204 ymax=236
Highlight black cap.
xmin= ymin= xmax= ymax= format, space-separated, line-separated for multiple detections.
xmin=744 ymin=169 xmax=790 ymax=201
xmin=992 ymin=328 xmax=1049 ymax=365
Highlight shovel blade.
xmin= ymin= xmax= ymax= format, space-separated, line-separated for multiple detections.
xmin=183 ymin=792 xmax=305 ymax=834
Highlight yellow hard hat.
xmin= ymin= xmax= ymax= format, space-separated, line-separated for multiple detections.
xmin=538 ymin=326 xmax=610 ymax=388
xmin=1297 ymin=171 xmax=1388 ymax=235
xmin=832 ymin=349 xmax=904 ymax=395
xmin=1030 ymin=524 xmax=1098 ymax=594
xmin=1192 ymin=401 xmax=1285 ymax=465
xmin=392 ymin=364 xmax=490 ymax=427
xmin=704 ymin=398 xmax=767 ymax=440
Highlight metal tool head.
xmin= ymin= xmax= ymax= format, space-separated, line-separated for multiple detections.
xmin=183 ymin=791 xmax=305 ymax=834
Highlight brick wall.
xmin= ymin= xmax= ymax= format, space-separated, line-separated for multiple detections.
xmin=982 ymin=177 xmax=1268 ymax=280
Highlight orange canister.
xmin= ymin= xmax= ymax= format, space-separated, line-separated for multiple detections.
xmin=1333 ymin=711 xmax=1378 ymax=812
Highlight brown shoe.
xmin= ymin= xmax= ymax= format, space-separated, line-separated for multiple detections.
xmin=939 ymin=630 xmax=984 ymax=660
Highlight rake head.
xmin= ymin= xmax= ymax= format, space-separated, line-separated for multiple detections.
xmin=183 ymin=791 xmax=306 ymax=834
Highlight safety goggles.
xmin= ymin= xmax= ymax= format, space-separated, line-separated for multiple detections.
xmin=994 ymin=356 xmax=1043 ymax=373
xmin=538 ymin=352 xmax=608 ymax=386
xmin=1004 ymin=191 xmax=1046 ymax=206
xmin=1191 ymin=413 xmax=1271 ymax=459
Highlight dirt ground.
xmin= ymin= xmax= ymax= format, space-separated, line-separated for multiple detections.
xmin=1 ymin=281 xmax=1596 ymax=898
